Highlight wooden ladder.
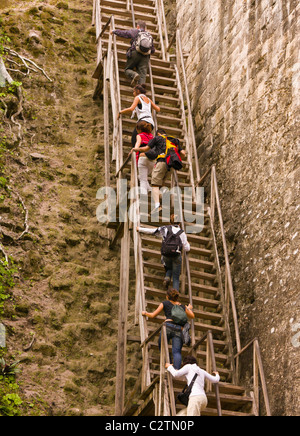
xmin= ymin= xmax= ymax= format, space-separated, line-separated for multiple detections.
xmin=92 ymin=0 xmax=271 ymax=417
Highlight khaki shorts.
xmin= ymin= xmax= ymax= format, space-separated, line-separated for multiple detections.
xmin=151 ymin=161 xmax=169 ymax=186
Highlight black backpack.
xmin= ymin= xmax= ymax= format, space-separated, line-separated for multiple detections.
xmin=165 ymin=147 xmax=183 ymax=170
xmin=161 ymin=226 xmax=184 ymax=257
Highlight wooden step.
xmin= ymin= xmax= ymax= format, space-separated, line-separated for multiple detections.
xmin=148 ymin=315 xmax=226 ymax=337
xmin=146 ymin=325 xmax=228 ymax=351
xmin=141 ymin=236 xmax=212 ymax=257
xmin=120 ymin=85 xmax=180 ymax=105
xmin=101 ymin=19 xmax=159 ymax=40
xmin=144 ymin=285 xmax=220 ymax=309
xmin=100 ymin=5 xmax=158 ymax=25
xmin=145 ymin=299 xmax=223 ymax=324
xmin=143 ymin=273 xmax=219 ymax=297
xmin=101 ymin=0 xmax=156 ymax=16
xmin=142 ymin=248 xmax=215 ymax=271
xmin=143 ymin=260 xmax=217 ymax=282
xmin=149 ymin=346 xmax=229 ymax=366
xmin=138 ymin=217 xmax=208 ymax=234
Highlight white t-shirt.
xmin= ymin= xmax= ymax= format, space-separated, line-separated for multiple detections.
xmin=167 ymin=363 xmax=220 ymax=397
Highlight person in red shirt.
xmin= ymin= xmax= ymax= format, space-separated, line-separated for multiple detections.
xmin=131 ymin=120 xmax=155 ymax=195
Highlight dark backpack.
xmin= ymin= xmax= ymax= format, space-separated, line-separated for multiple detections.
xmin=166 ymin=147 xmax=183 ymax=170
xmin=171 ymin=304 xmax=188 ymax=326
xmin=135 ymin=31 xmax=153 ymax=56
xmin=161 ymin=225 xmax=184 ymax=257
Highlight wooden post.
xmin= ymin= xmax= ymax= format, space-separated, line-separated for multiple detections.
xmin=254 ymin=340 xmax=272 ymax=416
xmin=115 ymin=221 xmax=130 ymax=416
xmin=207 ymin=331 xmax=222 ymax=416
xmin=162 ymin=325 xmax=176 ymax=416
xmin=103 ymin=56 xmax=110 ymax=189
xmin=253 ymin=341 xmax=259 ymax=416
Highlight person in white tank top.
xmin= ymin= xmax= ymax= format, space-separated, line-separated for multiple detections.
xmin=118 ymin=84 xmax=160 ymax=147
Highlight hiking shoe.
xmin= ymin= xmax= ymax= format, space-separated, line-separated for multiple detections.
xmin=163 ymin=277 xmax=171 ymax=289
xmin=130 ymin=73 xmax=140 ymax=87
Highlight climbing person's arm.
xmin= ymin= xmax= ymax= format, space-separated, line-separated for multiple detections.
xmin=118 ymin=96 xmax=140 ymax=119
xmin=203 ymin=370 xmax=220 ymax=384
xmin=165 ymin=363 xmax=189 ymax=378
xmin=185 ymin=304 xmax=195 ymax=319
xmin=129 ymin=135 xmax=142 ymax=155
xmin=142 ymin=303 xmax=164 ymax=319
xmin=132 ymin=135 xmax=157 ymax=154
xmin=132 ymin=144 xmax=150 ymax=154
xmin=150 ymin=99 xmax=160 ymax=113
xmin=111 ymin=29 xmax=138 ymax=39
xmin=136 ymin=226 xmax=161 ymax=235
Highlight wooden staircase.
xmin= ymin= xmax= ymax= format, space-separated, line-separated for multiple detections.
xmin=92 ymin=0 xmax=271 ymax=417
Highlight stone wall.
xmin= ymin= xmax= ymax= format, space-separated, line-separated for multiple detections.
xmin=175 ymin=0 xmax=299 ymax=416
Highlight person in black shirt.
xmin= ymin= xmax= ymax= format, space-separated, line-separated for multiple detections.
xmin=142 ymin=288 xmax=194 ymax=369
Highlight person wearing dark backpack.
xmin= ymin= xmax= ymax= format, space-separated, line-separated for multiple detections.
xmin=166 ymin=355 xmax=220 ymax=416
xmin=111 ymin=20 xmax=155 ymax=86
xmin=142 ymin=288 xmax=194 ymax=369
xmin=137 ymin=214 xmax=190 ymax=290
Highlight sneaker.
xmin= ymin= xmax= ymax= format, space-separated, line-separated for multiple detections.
xmin=163 ymin=277 xmax=171 ymax=289
xmin=130 ymin=73 xmax=140 ymax=87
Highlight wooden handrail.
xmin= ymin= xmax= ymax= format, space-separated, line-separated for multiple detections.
xmin=211 ymin=166 xmax=241 ymax=353
xmin=176 ymin=29 xmax=201 ymax=185
xmin=166 ymin=33 xmax=176 ymax=53
xmin=97 ymin=15 xmax=112 ymax=41
xmin=154 ymin=0 xmax=166 ymax=61
xmin=197 ymin=165 xmax=241 ymax=355
xmin=129 ymin=0 xmax=136 ymax=28
xmin=115 ymin=152 xmax=131 ymax=178
xmin=234 ymin=338 xmax=271 ymax=416
xmin=173 ymin=63 xmax=196 ymax=200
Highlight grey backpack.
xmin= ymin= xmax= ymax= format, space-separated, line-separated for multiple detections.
xmin=135 ymin=31 xmax=153 ymax=55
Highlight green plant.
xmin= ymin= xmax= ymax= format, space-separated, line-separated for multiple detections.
xmin=0 ymin=358 xmax=21 ymax=376
xmin=0 ymin=260 xmax=16 ymax=315
xmin=0 ymin=80 xmax=22 ymax=99
xmin=0 ymin=29 xmax=10 ymax=57
xmin=0 ymin=354 xmax=22 ymax=416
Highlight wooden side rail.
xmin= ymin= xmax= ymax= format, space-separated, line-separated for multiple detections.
xmin=140 ymin=322 xmax=176 ymax=416
xmin=234 ymin=338 xmax=271 ymax=416
xmin=198 ymin=165 xmax=241 ymax=356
